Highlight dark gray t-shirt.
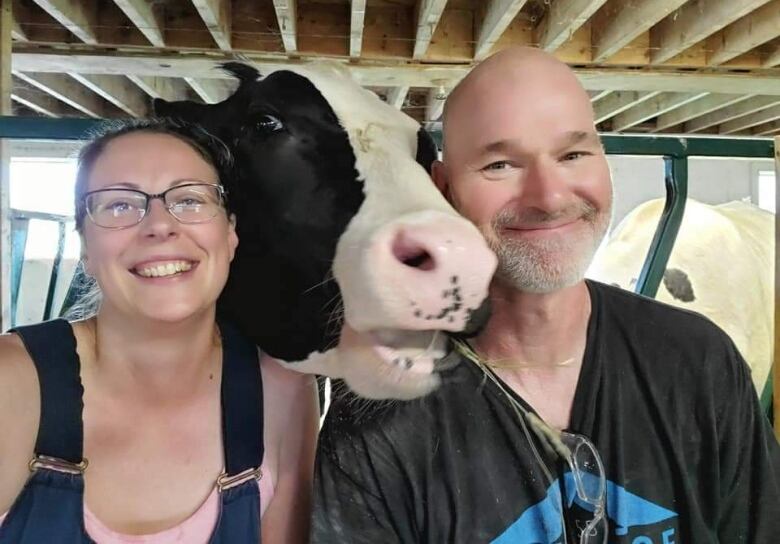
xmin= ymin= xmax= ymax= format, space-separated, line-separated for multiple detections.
xmin=312 ymin=281 xmax=780 ymax=543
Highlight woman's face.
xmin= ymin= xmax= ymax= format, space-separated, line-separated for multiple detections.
xmin=81 ymin=132 xmax=238 ymax=323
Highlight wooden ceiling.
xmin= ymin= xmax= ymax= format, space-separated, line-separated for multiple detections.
xmin=6 ymin=0 xmax=780 ymax=136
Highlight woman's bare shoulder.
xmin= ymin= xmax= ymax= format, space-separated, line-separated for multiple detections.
xmin=0 ymin=332 xmax=38 ymax=397
xmin=0 ymin=332 xmax=41 ymax=515
xmin=259 ymin=351 xmax=319 ymax=448
xmin=260 ymin=352 xmax=318 ymax=399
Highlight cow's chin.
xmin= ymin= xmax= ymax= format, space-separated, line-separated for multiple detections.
xmin=337 ymin=327 xmax=450 ymax=400
xmin=278 ymin=326 xmax=454 ymax=400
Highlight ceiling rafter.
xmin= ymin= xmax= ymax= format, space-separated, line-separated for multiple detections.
xmin=30 ymin=0 xmax=99 ymax=44
xmin=386 ymin=86 xmax=410 ymax=109
xmin=611 ymin=92 xmax=708 ymax=132
xmin=68 ymin=73 xmax=148 ymax=117
xmin=349 ymin=0 xmax=366 ymax=58
xmin=272 ymin=0 xmax=297 ymax=54
xmin=536 ymin=0 xmax=609 ymax=53
xmin=653 ymin=94 xmax=752 ymax=131
xmin=474 ymin=0 xmax=528 ymax=61
xmin=593 ymin=91 xmax=660 ymax=123
xmin=686 ymin=96 xmax=780 ymax=132
xmin=192 ymin=0 xmax=231 ymax=51
xmin=112 ymin=0 xmax=165 ymax=47
xmin=592 ymin=0 xmax=688 ymax=62
xmin=13 ymin=71 xmax=106 ymax=117
xmin=413 ymin=0 xmax=449 ymax=59
xmin=650 ymin=0 xmax=773 ymax=65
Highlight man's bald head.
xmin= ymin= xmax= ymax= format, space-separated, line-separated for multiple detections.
xmin=442 ymin=46 xmax=595 ymax=161
xmin=431 ymin=46 xmax=611 ymax=294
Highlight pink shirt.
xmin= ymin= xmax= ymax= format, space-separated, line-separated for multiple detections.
xmin=0 ymin=462 xmax=273 ymax=543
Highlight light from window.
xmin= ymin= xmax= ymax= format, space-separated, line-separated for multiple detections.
xmin=757 ymin=170 xmax=776 ymax=214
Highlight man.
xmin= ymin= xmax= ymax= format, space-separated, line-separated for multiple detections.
xmin=312 ymin=46 xmax=780 ymax=543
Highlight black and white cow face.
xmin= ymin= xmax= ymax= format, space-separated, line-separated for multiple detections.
xmin=155 ymin=63 xmax=497 ymax=399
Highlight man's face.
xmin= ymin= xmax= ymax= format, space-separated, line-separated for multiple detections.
xmin=436 ymin=74 xmax=612 ymax=293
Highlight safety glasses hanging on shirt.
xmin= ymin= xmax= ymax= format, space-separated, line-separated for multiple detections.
xmin=558 ymin=431 xmax=608 ymax=544
xmin=452 ymin=339 xmax=608 ymax=543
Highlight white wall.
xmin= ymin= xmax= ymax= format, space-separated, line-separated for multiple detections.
xmin=607 ymin=155 xmax=776 ymax=231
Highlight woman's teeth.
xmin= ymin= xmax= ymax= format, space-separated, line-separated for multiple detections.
xmin=136 ymin=261 xmax=193 ymax=278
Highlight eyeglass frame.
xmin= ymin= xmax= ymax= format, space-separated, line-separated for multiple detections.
xmin=80 ymin=182 xmax=228 ymax=230
xmin=558 ymin=431 xmax=607 ymax=544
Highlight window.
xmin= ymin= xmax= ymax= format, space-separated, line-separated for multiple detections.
xmin=757 ymin=169 xmax=776 ymax=214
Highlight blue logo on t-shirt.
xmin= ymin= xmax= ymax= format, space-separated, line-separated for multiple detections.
xmin=492 ymin=472 xmax=678 ymax=543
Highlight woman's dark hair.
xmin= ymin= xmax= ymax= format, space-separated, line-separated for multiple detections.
xmin=74 ymin=117 xmax=234 ymax=233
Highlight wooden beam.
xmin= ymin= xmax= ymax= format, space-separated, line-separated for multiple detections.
xmin=612 ymin=92 xmax=708 ymax=132
xmin=763 ymin=41 xmax=780 ymax=67
xmin=10 ymin=86 xmax=69 ymax=117
xmin=349 ymin=0 xmax=366 ymax=58
xmin=751 ymin=119 xmax=780 ymax=135
xmin=13 ymin=71 xmax=106 ymax=117
xmin=68 ymin=73 xmax=148 ymax=117
xmin=593 ymin=91 xmax=659 ymax=124
xmin=413 ymin=0 xmax=449 ymax=59
xmin=30 ymin=0 xmax=98 ymax=44
xmin=653 ymin=94 xmax=752 ymax=131
xmin=719 ymin=103 xmax=780 ymax=134
xmin=650 ymin=0 xmax=772 ymax=65
xmin=1 ymin=0 xmax=12 ymax=330
xmin=708 ymin=0 xmax=780 ymax=65
xmin=386 ymin=85 xmax=409 ymax=109
xmin=686 ymin=95 xmax=780 ymax=132
xmin=272 ymin=0 xmax=297 ymax=53
xmin=474 ymin=0 xmax=529 ymax=61
xmin=426 ymin=87 xmax=447 ymax=121
xmin=128 ymin=75 xmax=190 ymax=102
xmin=12 ymin=50 xmax=780 ymax=95
xmin=590 ymin=90 xmax=612 ymax=103
xmin=184 ymin=77 xmax=232 ymax=104
xmin=192 ymin=0 xmax=231 ymax=51
xmin=774 ymin=134 xmax=780 ymax=440
xmin=592 ymin=0 xmax=687 ymax=62
xmin=536 ymin=0 xmax=608 ymax=53
xmin=112 ymin=0 xmax=165 ymax=47
xmin=11 ymin=12 xmax=26 ymax=41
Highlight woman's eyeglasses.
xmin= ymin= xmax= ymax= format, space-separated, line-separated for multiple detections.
xmin=82 ymin=182 xmax=227 ymax=229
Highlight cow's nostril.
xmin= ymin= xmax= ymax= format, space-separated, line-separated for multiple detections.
xmin=392 ymin=233 xmax=436 ymax=271
xmin=402 ymin=250 xmax=435 ymax=270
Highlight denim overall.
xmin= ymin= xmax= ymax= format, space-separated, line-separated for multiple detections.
xmin=0 ymin=319 xmax=264 ymax=543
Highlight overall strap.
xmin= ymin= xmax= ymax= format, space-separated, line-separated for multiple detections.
xmin=218 ymin=320 xmax=264 ymax=482
xmin=11 ymin=319 xmax=84 ymax=464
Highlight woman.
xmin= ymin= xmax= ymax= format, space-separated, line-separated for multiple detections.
xmin=0 ymin=119 xmax=319 ymax=543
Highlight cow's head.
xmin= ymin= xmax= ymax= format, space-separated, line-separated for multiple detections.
xmin=154 ymin=63 xmax=497 ymax=399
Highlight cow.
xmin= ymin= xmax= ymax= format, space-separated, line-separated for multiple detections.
xmin=588 ymin=198 xmax=773 ymax=401
xmin=154 ymin=62 xmax=497 ymax=400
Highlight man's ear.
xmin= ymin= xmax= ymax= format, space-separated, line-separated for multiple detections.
xmin=431 ymin=159 xmax=452 ymax=201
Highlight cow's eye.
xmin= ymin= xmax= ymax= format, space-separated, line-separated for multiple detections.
xmin=256 ymin=114 xmax=283 ymax=132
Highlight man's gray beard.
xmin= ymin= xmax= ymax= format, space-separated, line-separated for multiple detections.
xmin=486 ymin=203 xmax=610 ymax=294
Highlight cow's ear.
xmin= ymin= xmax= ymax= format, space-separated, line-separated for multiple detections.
xmin=221 ymin=62 xmax=260 ymax=83
xmin=415 ymin=127 xmax=439 ymax=175
xmin=153 ymin=97 xmax=211 ymax=121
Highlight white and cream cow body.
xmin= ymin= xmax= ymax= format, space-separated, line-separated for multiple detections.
xmin=589 ymin=198 xmax=773 ymax=396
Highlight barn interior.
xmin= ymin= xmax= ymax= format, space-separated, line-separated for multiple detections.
xmin=0 ymin=0 xmax=779 ymax=431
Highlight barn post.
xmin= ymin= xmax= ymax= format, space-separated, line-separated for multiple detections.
xmin=0 ymin=0 xmax=13 ymax=331
xmin=774 ymin=135 xmax=780 ymax=439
